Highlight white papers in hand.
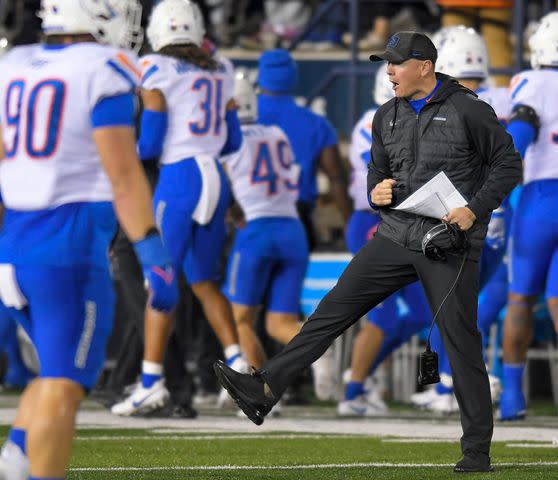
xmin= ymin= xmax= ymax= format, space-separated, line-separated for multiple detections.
xmin=392 ymin=172 xmax=467 ymax=219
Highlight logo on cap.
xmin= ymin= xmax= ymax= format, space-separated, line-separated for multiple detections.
xmin=387 ymin=35 xmax=399 ymax=49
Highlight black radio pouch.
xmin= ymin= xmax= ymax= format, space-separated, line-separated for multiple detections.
xmin=418 ymin=347 xmax=440 ymax=386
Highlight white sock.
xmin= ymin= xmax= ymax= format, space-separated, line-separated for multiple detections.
xmin=440 ymin=372 xmax=454 ymax=388
xmin=0 ymin=441 xmax=29 ymax=474
xmin=224 ymin=344 xmax=241 ymax=362
xmin=142 ymin=360 xmax=163 ymax=376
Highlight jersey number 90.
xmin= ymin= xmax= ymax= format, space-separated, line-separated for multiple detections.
xmin=4 ymin=78 xmax=66 ymax=160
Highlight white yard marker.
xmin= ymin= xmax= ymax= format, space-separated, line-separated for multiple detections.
xmin=70 ymin=462 xmax=558 ymax=472
xmin=75 ymin=434 xmax=357 ymax=441
xmin=506 ymin=443 xmax=558 ymax=448
xmin=382 ymin=438 xmax=455 ymax=443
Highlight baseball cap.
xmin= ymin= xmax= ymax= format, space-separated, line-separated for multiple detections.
xmin=370 ymin=31 xmax=438 ymax=64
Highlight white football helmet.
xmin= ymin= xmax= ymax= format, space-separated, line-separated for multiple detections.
xmin=0 ymin=38 xmax=9 ymax=57
xmin=374 ymin=62 xmax=393 ymax=106
xmin=529 ymin=11 xmax=558 ymax=69
xmin=147 ymin=0 xmax=205 ymax=52
xmin=39 ymin=0 xmax=143 ymax=52
xmin=431 ymin=26 xmax=455 ymax=50
xmin=436 ymin=26 xmax=489 ymax=80
xmin=233 ymin=69 xmax=257 ymax=123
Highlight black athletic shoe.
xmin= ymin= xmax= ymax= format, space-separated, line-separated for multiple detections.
xmin=169 ymin=403 xmax=198 ymax=419
xmin=454 ymin=452 xmax=494 ymax=473
xmin=133 ymin=401 xmax=198 ymax=419
xmin=89 ymin=387 xmax=120 ymax=409
xmin=213 ymin=360 xmax=276 ymax=426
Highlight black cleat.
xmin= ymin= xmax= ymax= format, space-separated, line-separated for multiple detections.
xmin=134 ymin=401 xmax=198 ymax=419
xmin=213 ymin=360 xmax=276 ymax=426
xmin=454 ymin=452 xmax=494 ymax=473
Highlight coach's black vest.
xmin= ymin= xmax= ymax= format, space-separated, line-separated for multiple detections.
xmin=368 ymin=74 xmax=521 ymax=260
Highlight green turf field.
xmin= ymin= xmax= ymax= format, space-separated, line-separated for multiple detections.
xmin=1 ymin=396 xmax=556 ymax=480
xmin=39 ymin=428 xmax=558 ymax=479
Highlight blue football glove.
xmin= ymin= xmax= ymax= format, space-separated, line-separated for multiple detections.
xmin=133 ymin=232 xmax=178 ymax=312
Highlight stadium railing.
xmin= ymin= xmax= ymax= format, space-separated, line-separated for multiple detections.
xmin=287 ymin=0 xmax=554 ymax=130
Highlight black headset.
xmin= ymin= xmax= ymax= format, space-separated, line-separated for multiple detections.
xmin=421 ymin=221 xmax=469 ymax=262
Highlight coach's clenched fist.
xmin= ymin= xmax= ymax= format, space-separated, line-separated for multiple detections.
xmin=371 ymin=179 xmax=396 ymax=206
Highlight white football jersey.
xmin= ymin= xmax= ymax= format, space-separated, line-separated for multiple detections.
xmin=508 ymin=69 xmax=558 ymax=184
xmin=221 ymin=123 xmax=299 ymax=221
xmin=349 ymin=108 xmax=376 ymax=211
xmin=140 ymin=53 xmax=234 ymax=164
xmin=477 ymin=86 xmax=511 ymax=124
xmin=0 ymin=43 xmax=140 ymax=210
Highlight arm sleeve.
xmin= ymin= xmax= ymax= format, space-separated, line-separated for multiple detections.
xmin=507 ymin=73 xmax=541 ymax=156
xmin=137 ymin=109 xmax=168 ymax=161
xmin=220 ymin=109 xmax=242 ymax=156
xmin=91 ymin=93 xmax=135 ymax=128
xmin=367 ymin=108 xmax=395 ymax=208
xmin=506 ymin=118 xmax=536 ymax=159
xmin=457 ymin=95 xmax=523 ymax=220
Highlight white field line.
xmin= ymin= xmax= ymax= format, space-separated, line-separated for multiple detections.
xmin=69 ymin=462 xmax=558 ymax=472
xmin=382 ymin=438 xmax=455 ymax=443
xmin=506 ymin=443 xmax=558 ymax=448
xmin=74 ymin=434 xmax=359 ymax=441
xmin=74 ymin=434 xmax=558 ymax=446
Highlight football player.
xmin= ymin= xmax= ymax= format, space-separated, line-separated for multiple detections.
xmin=256 ymin=48 xmax=352 ymax=250
xmin=0 ymin=0 xmax=35 ymax=394
xmin=500 ymin=11 xmax=558 ymax=421
xmin=221 ymin=72 xmax=308 ymax=383
xmin=111 ymin=0 xmax=248 ymax=416
xmin=0 ymin=1 xmax=177 ymax=478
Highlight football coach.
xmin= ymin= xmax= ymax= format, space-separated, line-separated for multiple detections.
xmin=214 ymin=31 xmax=522 ymax=473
